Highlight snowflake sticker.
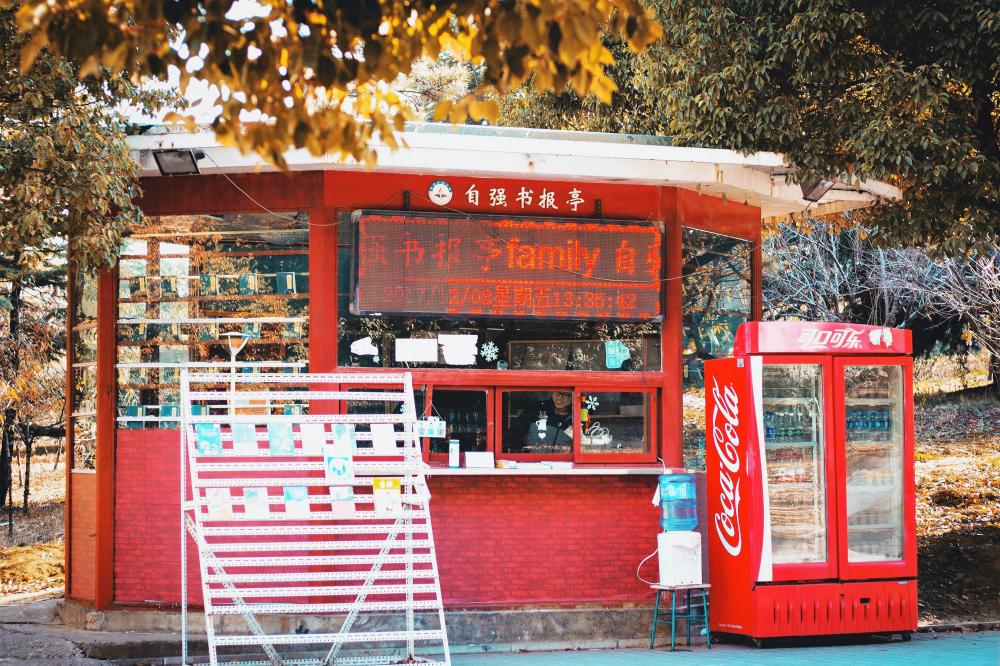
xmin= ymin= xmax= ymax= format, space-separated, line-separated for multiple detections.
xmin=479 ymin=341 xmax=500 ymax=362
xmin=584 ymin=395 xmax=600 ymax=411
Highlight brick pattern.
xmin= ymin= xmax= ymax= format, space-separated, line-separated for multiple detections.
xmin=113 ymin=429 xmax=661 ymax=608
xmin=69 ymin=471 xmax=97 ymax=601
xmin=428 ymin=475 xmax=661 ymax=607
xmin=114 ymin=429 xmax=202 ymax=604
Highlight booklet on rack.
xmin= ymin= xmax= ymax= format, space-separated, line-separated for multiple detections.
xmin=372 ymin=477 xmax=403 ymax=517
xmin=267 ymin=423 xmax=296 ymax=455
xmin=324 ymin=425 xmax=354 ymax=485
xmin=370 ymin=423 xmax=398 ymax=455
xmin=242 ymin=487 xmax=269 ymax=520
xmin=329 ymin=486 xmax=355 ymax=519
xmin=283 ymin=486 xmax=310 ymax=518
xmin=194 ymin=423 xmax=223 ymax=455
xmin=299 ymin=423 xmax=327 ymax=456
xmin=205 ymin=488 xmax=233 ymax=520
xmin=331 ymin=423 xmax=357 ymax=452
xmin=230 ymin=423 xmax=259 ymax=454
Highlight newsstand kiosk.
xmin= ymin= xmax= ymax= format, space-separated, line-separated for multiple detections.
xmin=706 ymin=321 xmax=917 ymax=641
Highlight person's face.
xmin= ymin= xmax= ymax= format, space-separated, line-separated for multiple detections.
xmin=551 ymin=391 xmax=572 ymax=412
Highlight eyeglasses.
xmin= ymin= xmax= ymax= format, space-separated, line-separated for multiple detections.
xmin=553 ymin=392 xmax=572 ymax=398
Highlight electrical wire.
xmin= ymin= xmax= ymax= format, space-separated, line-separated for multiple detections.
xmin=636 ymin=546 xmax=659 ymax=586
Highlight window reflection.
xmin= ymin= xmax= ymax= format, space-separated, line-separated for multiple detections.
xmin=681 ymin=228 xmax=752 ymax=469
xmin=115 ymin=213 xmax=310 ymax=429
xmin=71 ymin=268 xmax=98 ymax=469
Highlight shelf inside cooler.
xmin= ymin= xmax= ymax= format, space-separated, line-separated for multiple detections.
xmin=846 ymin=438 xmax=899 ymax=445
xmin=846 ymin=397 xmax=897 ymax=406
xmin=763 ymin=397 xmax=820 ymax=406
xmin=847 ymin=484 xmax=900 ymax=491
xmin=765 ymin=440 xmax=819 ymax=448
xmin=848 ymin=523 xmax=898 ymax=530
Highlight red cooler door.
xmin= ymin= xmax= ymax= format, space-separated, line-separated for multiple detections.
xmin=758 ymin=356 xmax=838 ymax=582
xmin=834 ymin=358 xmax=916 ymax=580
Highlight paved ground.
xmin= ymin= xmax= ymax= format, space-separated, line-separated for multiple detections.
xmin=0 ymin=597 xmax=997 ymax=665
xmin=453 ymin=632 xmax=1000 ymax=666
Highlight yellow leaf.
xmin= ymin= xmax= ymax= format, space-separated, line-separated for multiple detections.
xmin=432 ymin=100 xmax=453 ymax=122
xmin=19 ymin=31 xmax=47 ymax=72
xmin=79 ymin=55 xmax=101 ymax=79
xmin=163 ymin=112 xmax=198 ymax=131
xmin=468 ymin=99 xmax=498 ymax=123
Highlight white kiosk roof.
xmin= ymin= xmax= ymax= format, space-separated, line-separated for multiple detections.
xmin=127 ymin=123 xmax=899 ymax=222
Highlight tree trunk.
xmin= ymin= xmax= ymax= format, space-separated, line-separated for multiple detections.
xmin=1 ymin=264 xmax=23 ymax=536
xmin=990 ymin=351 xmax=1000 ymax=399
xmin=20 ymin=424 xmax=32 ymax=515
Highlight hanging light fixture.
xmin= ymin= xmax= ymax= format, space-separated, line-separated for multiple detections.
xmin=153 ymin=149 xmax=206 ymax=176
xmin=800 ymin=174 xmax=836 ymax=202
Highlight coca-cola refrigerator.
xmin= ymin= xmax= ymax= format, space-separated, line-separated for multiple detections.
xmin=706 ymin=321 xmax=917 ymax=642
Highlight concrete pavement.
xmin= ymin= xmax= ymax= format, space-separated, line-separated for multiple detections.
xmin=0 ymin=596 xmax=997 ymax=665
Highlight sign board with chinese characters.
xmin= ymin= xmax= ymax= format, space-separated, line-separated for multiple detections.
xmin=351 ymin=211 xmax=662 ymax=321
xmin=733 ymin=321 xmax=913 ymax=356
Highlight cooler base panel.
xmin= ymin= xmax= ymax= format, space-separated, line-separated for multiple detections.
xmin=715 ymin=579 xmax=918 ymax=639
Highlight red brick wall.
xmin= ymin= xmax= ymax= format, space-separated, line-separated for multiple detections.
xmin=69 ymin=471 xmax=97 ymax=602
xmin=429 ymin=475 xmax=661 ymax=607
xmin=114 ymin=429 xmax=202 ymax=605
xmin=113 ymin=430 xmax=660 ymax=607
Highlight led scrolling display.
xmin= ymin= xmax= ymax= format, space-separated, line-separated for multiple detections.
xmin=352 ymin=212 xmax=663 ymax=321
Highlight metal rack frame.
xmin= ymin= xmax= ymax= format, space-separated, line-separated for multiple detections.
xmin=180 ymin=370 xmax=450 ymax=665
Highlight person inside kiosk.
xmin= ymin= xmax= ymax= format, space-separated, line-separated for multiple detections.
xmin=507 ymin=390 xmax=575 ymax=453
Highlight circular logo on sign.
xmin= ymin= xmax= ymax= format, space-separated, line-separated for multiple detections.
xmin=428 ymin=180 xmax=453 ymax=206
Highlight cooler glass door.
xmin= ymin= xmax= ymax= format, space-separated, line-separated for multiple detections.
xmin=834 ymin=358 xmax=916 ymax=580
xmin=759 ymin=357 xmax=838 ymax=581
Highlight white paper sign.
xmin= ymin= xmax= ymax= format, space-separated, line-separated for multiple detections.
xmin=416 ymin=417 xmax=447 ymax=438
xmin=299 ymin=423 xmax=327 ymax=456
xmin=370 ymin=423 xmax=398 ymax=455
xmin=350 ymin=336 xmax=379 ymax=357
xmin=438 ymin=334 xmax=478 ymax=365
xmin=395 ymin=338 xmax=439 ymax=363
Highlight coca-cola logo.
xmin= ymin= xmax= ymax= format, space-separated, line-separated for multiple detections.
xmin=711 ymin=379 xmax=743 ymax=557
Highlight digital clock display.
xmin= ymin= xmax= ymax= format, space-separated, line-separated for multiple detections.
xmin=352 ymin=211 xmax=662 ymax=321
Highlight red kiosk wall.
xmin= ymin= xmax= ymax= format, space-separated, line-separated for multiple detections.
xmin=99 ymin=169 xmax=761 ymax=608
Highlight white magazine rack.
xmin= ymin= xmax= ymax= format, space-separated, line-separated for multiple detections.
xmin=180 ymin=370 xmax=450 ymax=665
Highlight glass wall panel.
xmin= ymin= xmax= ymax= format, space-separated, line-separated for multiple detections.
xmin=115 ymin=212 xmax=310 ymax=428
xmin=844 ymin=365 xmax=904 ymax=562
xmin=70 ymin=268 xmax=98 ymax=469
xmin=762 ymin=364 xmax=828 ymax=564
xmin=681 ymin=228 xmax=752 ymax=469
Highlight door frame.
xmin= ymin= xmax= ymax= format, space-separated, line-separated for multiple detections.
xmin=758 ymin=355 xmax=839 ymax=582
xmin=833 ymin=356 xmax=917 ymax=580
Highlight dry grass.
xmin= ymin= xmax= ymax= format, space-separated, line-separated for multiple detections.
xmin=1 ymin=452 xmax=66 ymax=595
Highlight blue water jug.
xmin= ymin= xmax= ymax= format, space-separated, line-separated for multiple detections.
xmin=659 ymin=473 xmax=698 ymax=531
